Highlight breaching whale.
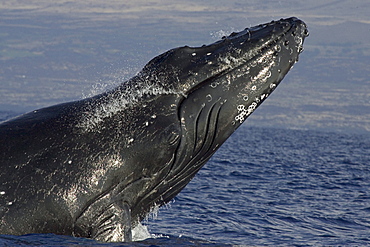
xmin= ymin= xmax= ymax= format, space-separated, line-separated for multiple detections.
xmin=0 ymin=17 xmax=308 ymax=242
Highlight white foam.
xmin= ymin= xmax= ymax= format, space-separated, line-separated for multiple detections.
xmin=132 ymin=223 xmax=170 ymax=242
xmin=132 ymin=222 xmax=152 ymax=241
xmin=132 ymin=202 xmax=173 ymax=242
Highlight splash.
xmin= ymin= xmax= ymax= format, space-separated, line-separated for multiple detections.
xmin=76 ymin=75 xmax=178 ymax=132
xmin=132 ymin=202 xmax=173 ymax=242
xmin=210 ymin=28 xmax=238 ymax=40
xmin=132 ymin=223 xmax=151 ymax=241
xmin=131 ymin=222 xmax=168 ymax=241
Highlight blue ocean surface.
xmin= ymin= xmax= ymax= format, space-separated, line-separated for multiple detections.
xmin=0 ymin=112 xmax=369 ymax=246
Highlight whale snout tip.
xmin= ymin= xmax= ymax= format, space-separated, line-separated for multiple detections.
xmin=272 ymin=17 xmax=308 ymax=61
xmin=288 ymin=17 xmax=309 ymax=38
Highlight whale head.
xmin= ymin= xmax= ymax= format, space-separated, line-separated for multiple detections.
xmin=121 ymin=17 xmax=308 ymax=219
xmin=77 ymin=17 xmax=308 ymax=234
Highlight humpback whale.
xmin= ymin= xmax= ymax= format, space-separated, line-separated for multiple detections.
xmin=0 ymin=17 xmax=308 ymax=242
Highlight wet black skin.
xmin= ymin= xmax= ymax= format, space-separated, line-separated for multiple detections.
xmin=0 ymin=17 xmax=308 ymax=241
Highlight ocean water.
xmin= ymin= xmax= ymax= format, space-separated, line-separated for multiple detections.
xmin=0 ymin=112 xmax=369 ymax=246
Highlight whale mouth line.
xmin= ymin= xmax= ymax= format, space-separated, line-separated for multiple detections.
xmin=151 ymin=97 xmax=225 ymax=204
xmin=177 ymin=97 xmax=224 ymax=173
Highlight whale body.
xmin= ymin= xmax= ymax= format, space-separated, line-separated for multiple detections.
xmin=0 ymin=17 xmax=308 ymax=241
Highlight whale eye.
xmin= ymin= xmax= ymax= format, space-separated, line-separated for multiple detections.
xmin=161 ymin=124 xmax=180 ymax=146
xmin=167 ymin=132 xmax=180 ymax=146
